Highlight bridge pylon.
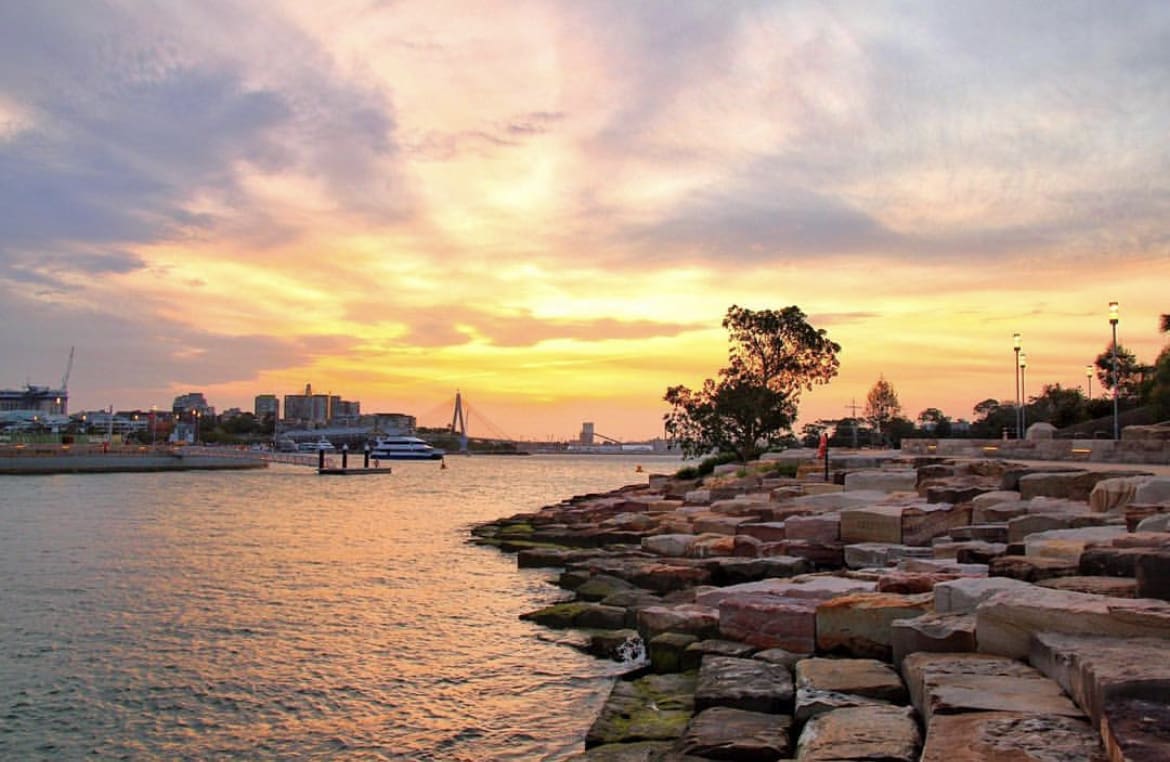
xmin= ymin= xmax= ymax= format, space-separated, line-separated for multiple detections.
xmin=450 ymin=390 xmax=469 ymax=453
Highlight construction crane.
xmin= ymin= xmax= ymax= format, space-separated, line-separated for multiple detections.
xmin=61 ymin=346 xmax=74 ymax=392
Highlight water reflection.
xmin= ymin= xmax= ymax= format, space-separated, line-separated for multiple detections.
xmin=1 ymin=455 xmax=680 ymax=759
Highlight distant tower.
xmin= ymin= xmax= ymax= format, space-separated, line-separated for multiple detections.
xmin=580 ymin=422 xmax=595 ymax=445
xmin=450 ymin=391 xmax=468 ymax=453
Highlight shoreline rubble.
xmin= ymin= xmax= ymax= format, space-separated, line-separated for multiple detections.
xmin=471 ymin=450 xmax=1170 ymax=761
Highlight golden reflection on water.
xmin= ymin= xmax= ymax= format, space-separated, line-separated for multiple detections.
xmin=0 ymin=455 xmax=679 ymax=760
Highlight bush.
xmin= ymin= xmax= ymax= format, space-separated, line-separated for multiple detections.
xmin=675 ymin=451 xmax=740 ymax=479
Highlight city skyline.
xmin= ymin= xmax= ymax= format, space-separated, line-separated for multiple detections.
xmin=3 ymin=2 xmax=1170 ymax=441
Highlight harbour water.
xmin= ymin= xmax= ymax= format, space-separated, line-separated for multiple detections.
xmin=0 ymin=454 xmax=681 ymax=760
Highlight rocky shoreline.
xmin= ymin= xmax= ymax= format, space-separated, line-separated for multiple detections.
xmin=471 ymin=451 xmax=1170 ymax=761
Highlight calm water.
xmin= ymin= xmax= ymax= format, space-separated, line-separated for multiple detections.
xmin=0 ymin=454 xmax=680 ymax=760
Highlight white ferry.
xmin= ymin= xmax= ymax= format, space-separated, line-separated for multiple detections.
xmin=369 ymin=436 xmax=445 ymax=461
xmin=297 ymin=436 xmax=336 ymax=453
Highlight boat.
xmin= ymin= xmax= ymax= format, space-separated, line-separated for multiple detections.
xmin=297 ymin=436 xmax=336 ymax=452
xmin=369 ymin=435 xmax=445 ymax=461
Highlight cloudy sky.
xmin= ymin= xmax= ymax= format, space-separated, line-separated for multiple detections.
xmin=3 ymin=1 xmax=1169 ymax=440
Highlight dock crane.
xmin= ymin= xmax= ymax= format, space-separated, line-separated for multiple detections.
xmin=61 ymin=346 xmax=74 ymax=393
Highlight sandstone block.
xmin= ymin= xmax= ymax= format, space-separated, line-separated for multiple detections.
xmin=840 ymin=504 xmax=903 ymax=544
xmin=1135 ymin=550 xmax=1170 ymax=601
xmin=1023 ymin=525 xmax=1128 ymax=560
xmin=649 ymin=632 xmax=698 ymax=674
xmin=782 ymin=513 xmax=840 ymax=542
xmin=920 ymin=712 xmax=1105 ymax=762
xmin=780 ymin=540 xmax=844 ymax=569
xmin=975 ymin=586 xmax=1170 ymax=659
xmin=795 ymin=657 xmax=907 ymax=703
xmin=1036 ymin=576 xmax=1137 ymax=598
xmin=1089 ymin=475 xmax=1152 ymax=513
xmin=1019 ymin=470 xmax=1148 ymax=502
xmin=901 ymin=652 xmax=1044 ymax=720
xmin=709 ymin=495 xmax=772 ymax=516
xmin=933 ymin=576 xmax=1034 ymax=615
xmin=950 ymin=523 xmax=1010 ymax=543
xmin=794 ymin=687 xmax=890 ymax=725
xmin=641 ymin=533 xmax=698 ymax=558
xmin=1135 ymin=475 xmax=1170 ymax=504
xmin=735 ymin=521 xmax=787 ymax=543
xmin=815 ymin=592 xmax=934 ymax=660
xmin=877 ymin=571 xmax=963 ymax=595
xmin=844 ymin=469 xmax=918 ymax=492
xmin=890 ymin=612 xmax=977 ymax=669
xmin=637 ymin=603 xmax=721 ymax=641
xmin=694 ymin=655 xmax=794 ymax=714
xmin=585 ymin=671 xmax=697 ymax=747
xmin=691 ymin=513 xmax=750 ymax=536
xmin=989 ymin=554 xmax=1079 ymax=582
xmin=718 ymin=594 xmax=819 ymax=653
xmin=694 ymin=574 xmax=876 ymax=609
xmin=1029 ymin=633 xmax=1170 ymax=762
xmin=704 ymin=555 xmax=811 ymax=586
xmin=795 ymin=705 xmax=920 ymax=761
xmin=681 ymin=638 xmax=755 ymax=672
xmin=790 ymin=489 xmax=888 ymax=512
xmin=903 ymin=502 xmax=973 ymax=545
xmin=677 ymin=706 xmax=793 ymax=760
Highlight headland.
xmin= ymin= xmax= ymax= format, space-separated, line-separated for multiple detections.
xmin=473 ymin=449 xmax=1170 ymax=760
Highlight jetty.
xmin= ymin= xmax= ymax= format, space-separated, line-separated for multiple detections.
xmin=473 ymin=449 xmax=1170 ymax=760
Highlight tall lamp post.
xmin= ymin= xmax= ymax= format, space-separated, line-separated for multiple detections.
xmin=1013 ymin=333 xmax=1022 ymax=438
xmin=1109 ymin=301 xmax=1119 ymax=440
xmin=1019 ymin=352 xmax=1028 ymax=437
xmin=1085 ymin=365 xmax=1093 ymax=401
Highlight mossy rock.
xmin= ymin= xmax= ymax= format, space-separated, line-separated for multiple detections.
xmin=497 ymin=522 xmax=535 ymax=537
xmin=519 ymin=601 xmax=627 ymax=630
xmin=520 ymin=602 xmax=591 ymax=628
xmin=650 ymin=632 xmax=699 ymax=674
xmin=575 ymin=574 xmax=639 ymax=602
xmin=585 ymin=671 xmax=697 ymax=747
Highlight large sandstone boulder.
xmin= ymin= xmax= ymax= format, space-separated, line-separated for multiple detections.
xmin=676 ymin=706 xmax=793 ymax=760
xmin=974 ymin=586 xmax=1170 ymax=659
xmin=815 ymin=592 xmax=934 ymax=660
xmin=1089 ymin=475 xmax=1153 ymax=513
xmin=795 ymin=657 xmax=907 ymax=703
xmin=641 ymin=533 xmax=699 ymax=557
xmin=1135 ymin=476 xmax=1170 ymax=504
xmin=694 ymin=654 xmax=794 ymax=714
xmin=920 ymin=712 xmax=1106 ymax=761
xmin=1023 ymin=525 xmax=1129 ymax=561
xmin=844 ymin=469 xmax=917 ymax=492
xmin=933 ymin=577 xmax=1034 ymax=615
xmin=585 ymin=672 xmax=697 ymax=747
xmin=1029 ymin=633 xmax=1170 ymax=762
xmin=1018 ymin=470 xmax=1152 ymax=502
xmin=795 ymin=705 xmax=920 ymax=761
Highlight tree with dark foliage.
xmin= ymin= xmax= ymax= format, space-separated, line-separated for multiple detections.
xmin=664 ymin=305 xmax=840 ymax=462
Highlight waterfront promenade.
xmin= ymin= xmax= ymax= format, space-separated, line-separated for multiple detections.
xmin=0 ymin=443 xmax=271 ymax=475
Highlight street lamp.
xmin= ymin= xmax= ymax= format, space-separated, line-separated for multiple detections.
xmin=1085 ymin=365 xmax=1093 ymax=401
xmin=1109 ymin=300 xmax=1119 ymax=440
xmin=1019 ymin=352 xmax=1028 ymax=437
xmin=1013 ymin=333 xmax=1022 ymax=438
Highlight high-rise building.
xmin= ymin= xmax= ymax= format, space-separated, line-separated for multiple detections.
xmin=172 ymin=392 xmax=212 ymax=416
xmin=254 ymin=394 xmax=279 ymax=421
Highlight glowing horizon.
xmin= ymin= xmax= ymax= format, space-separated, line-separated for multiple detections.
xmin=3 ymin=2 xmax=1169 ymax=441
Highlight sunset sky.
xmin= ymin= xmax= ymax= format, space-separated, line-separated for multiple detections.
xmin=3 ymin=1 xmax=1169 ymax=441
